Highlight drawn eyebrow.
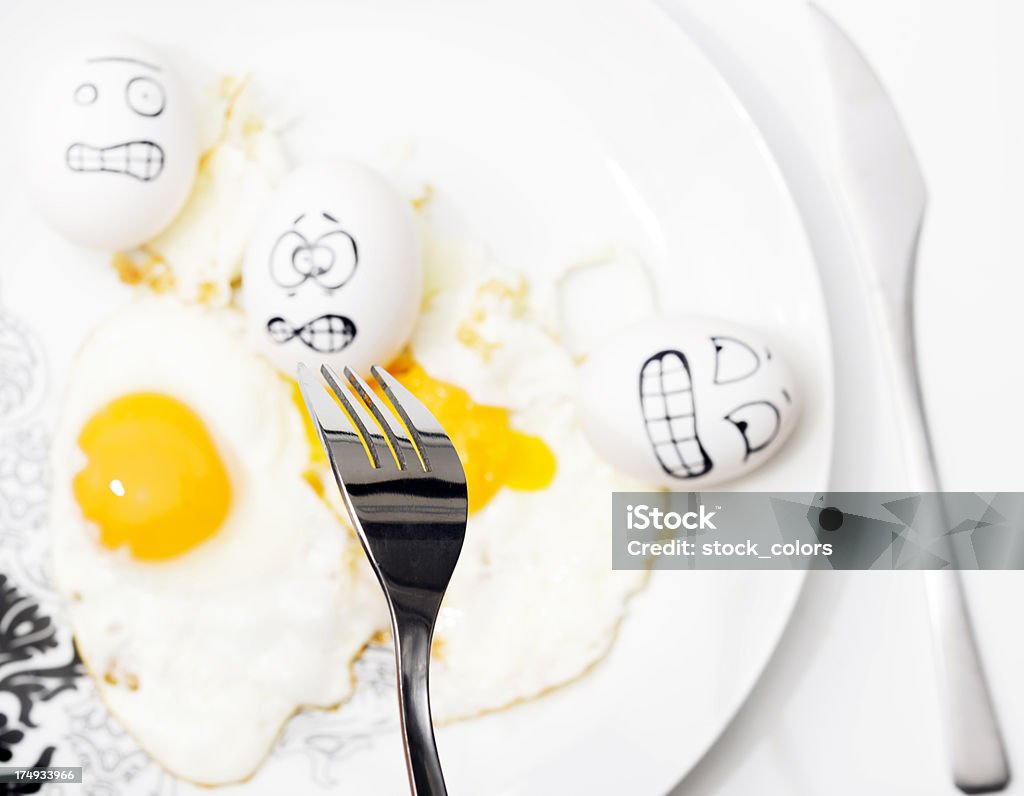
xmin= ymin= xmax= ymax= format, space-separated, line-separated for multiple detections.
xmin=322 ymin=212 xmax=338 ymax=222
xmin=293 ymin=213 xmax=305 ymax=225
xmin=87 ymin=56 xmax=161 ymax=71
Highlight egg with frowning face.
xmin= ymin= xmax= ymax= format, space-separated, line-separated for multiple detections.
xmin=49 ymin=297 xmax=386 ymax=785
xmin=576 ymin=315 xmax=800 ymax=487
xmin=243 ymin=161 xmax=422 ymax=377
xmin=26 ymin=37 xmax=199 ymax=250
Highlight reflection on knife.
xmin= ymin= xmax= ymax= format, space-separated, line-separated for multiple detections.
xmin=809 ymin=5 xmax=1010 ymax=793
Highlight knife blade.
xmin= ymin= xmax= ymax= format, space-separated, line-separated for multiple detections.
xmin=809 ymin=5 xmax=1010 ymax=792
xmin=811 ymin=5 xmax=926 ymax=311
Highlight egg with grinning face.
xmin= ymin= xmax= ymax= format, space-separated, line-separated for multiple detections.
xmin=49 ymin=297 xmax=385 ymax=785
xmin=576 ymin=315 xmax=800 ymax=487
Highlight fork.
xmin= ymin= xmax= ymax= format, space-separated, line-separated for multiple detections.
xmin=298 ymin=362 xmax=467 ymax=796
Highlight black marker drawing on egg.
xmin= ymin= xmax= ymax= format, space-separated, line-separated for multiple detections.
xmin=65 ymin=140 xmax=165 ymax=182
xmin=724 ymin=399 xmax=781 ymax=460
xmin=268 ymin=211 xmax=359 ymax=296
xmin=65 ymin=57 xmax=168 ymax=181
xmin=639 ymin=336 xmax=791 ymax=480
xmin=266 ymin=314 xmax=357 ymax=353
xmin=639 ymin=350 xmax=713 ymax=479
xmin=711 ymin=335 xmax=760 ymax=384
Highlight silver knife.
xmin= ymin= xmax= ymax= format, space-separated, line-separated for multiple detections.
xmin=809 ymin=5 xmax=1010 ymax=792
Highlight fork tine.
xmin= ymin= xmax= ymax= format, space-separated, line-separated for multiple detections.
xmin=296 ymin=363 xmax=377 ymax=472
xmin=371 ymin=365 xmax=459 ymax=474
xmin=320 ymin=364 xmax=390 ymax=470
xmin=343 ymin=367 xmax=421 ymax=472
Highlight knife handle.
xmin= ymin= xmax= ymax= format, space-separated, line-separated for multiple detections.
xmin=924 ymin=567 xmax=1011 ymax=793
xmin=880 ymin=273 xmax=1010 ymax=793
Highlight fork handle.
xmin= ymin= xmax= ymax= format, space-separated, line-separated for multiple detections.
xmin=392 ymin=610 xmax=448 ymax=796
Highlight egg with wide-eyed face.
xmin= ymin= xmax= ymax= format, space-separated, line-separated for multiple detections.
xmin=26 ymin=37 xmax=199 ymax=250
xmin=243 ymin=161 xmax=422 ymax=377
xmin=49 ymin=296 xmax=386 ymax=785
xmin=576 ymin=315 xmax=800 ymax=487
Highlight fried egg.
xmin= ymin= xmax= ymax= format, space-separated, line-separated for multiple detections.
xmin=49 ymin=296 xmax=386 ymax=785
xmin=391 ymin=231 xmax=651 ymax=722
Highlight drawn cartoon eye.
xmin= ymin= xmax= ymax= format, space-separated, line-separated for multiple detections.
xmin=269 ymin=230 xmax=312 ymax=291
xmin=311 ymin=229 xmax=359 ymax=291
xmin=724 ymin=400 xmax=781 ymax=459
xmin=125 ymin=76 xmax=165 ymax=117
xmin=712 ymin=336 xmax=760 ymax=384
xmin=74 ymin=83 xmax=98 ymax=105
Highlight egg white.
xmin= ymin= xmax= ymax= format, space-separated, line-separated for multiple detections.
xmin=49 ymin=296 xmax=387 ymax=785
xmin=407 ymin=234 xmax=651 ymax=722
xmin=142 ymin=77 xmax=288 ymax=306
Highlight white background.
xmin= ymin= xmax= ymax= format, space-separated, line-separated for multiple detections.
xmin=669 ymin=1 xmax=1023 ymax=794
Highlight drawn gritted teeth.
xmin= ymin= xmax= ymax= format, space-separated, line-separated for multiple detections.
xmin=65 ymin=141 xmax=165 ymax=182
xmin=266 ymin=314 xmax=357 ymax=353
xmin=639 ymin=349 xmax=713 ymax=478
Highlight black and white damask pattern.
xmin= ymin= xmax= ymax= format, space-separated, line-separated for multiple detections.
xmin=62 ymin=694 xmax=178 ymax=796
xmin=273 ymin=644 xmax=398 ymax=787
xmin=0 ymin=574 xmax=83 ymax=794
xmin=0 ymin=426 xmax=51 ymax=596
xmin=0 ymin=298 xmax=52 ymax=595
xmin=0 ymin=311 xmax=46 ymax=430
xmin=0 ymin=427 xmax=48 ymax=540
xmin=0 ymin=294 xmax=82 ymax=794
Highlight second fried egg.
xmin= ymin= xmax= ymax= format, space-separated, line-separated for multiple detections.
xmin=401 ymin=240 xmax=651 ymax=722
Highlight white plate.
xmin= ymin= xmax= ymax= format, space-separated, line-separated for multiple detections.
xmin=0 ymin=1 xmax=832 ymax=793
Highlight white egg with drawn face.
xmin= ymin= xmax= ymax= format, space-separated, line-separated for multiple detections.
xmin=577 ymin=315 xmax=800 ymax=487
xmin=26 ymin=37 xmax=198 ymax=250
xmin=243 ymin=161 xmax=422 ymax=377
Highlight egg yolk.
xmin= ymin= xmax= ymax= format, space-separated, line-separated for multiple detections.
xmin=381 ymin=356 xmax=556 ymax=514
xmin=73 ymin=392 xmax=232 ymax=561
